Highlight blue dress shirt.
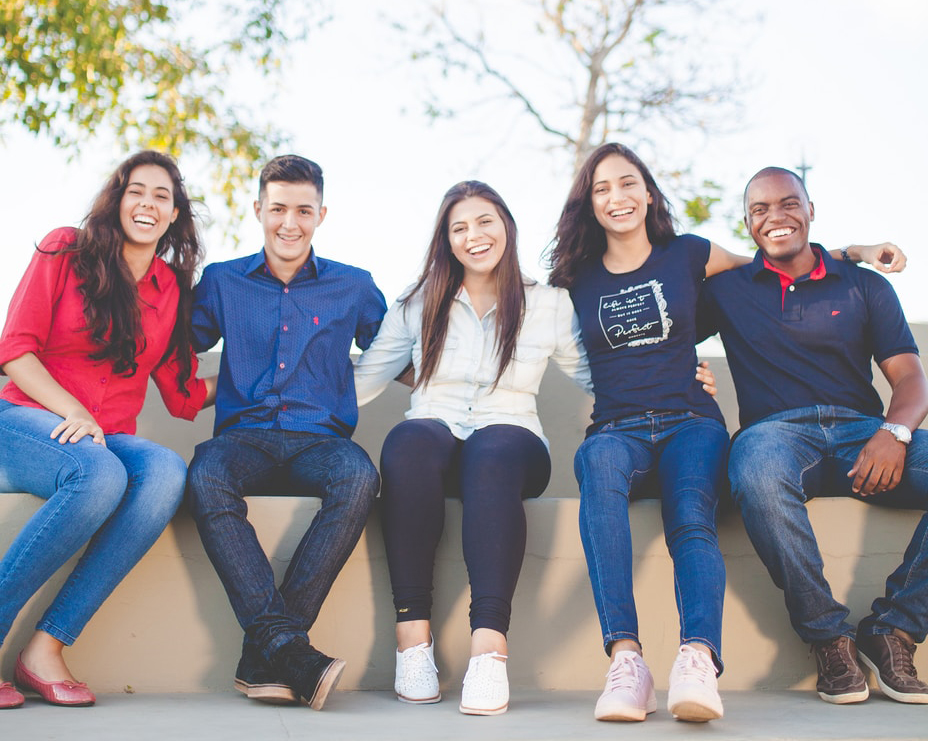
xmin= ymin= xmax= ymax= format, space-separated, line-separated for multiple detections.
xmin=192 ymin=249 xmax=387 ymax=437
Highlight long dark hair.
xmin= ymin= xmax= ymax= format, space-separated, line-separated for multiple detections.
xmin=403 ymin=181 xmax=526 ymax=390
xmin=64 ymin=151 xmax=202 ymax=392
xmin=547 ymin=143 xmax=676 ymax=288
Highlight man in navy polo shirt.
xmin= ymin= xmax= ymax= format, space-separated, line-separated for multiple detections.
xmin=700 ymin=167 xmax=928 ymax=706
xmin=186 ymin=155 xmax=386 ymax=710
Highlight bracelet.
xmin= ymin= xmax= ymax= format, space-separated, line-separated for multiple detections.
xmin=840 ymin=246 xmax=852 ymax=262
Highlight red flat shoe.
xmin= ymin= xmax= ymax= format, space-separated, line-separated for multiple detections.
xmin=15 ymin=654 xmax=95 ymax=706
xmin=0 ymin=681 xmax=25 ymax=709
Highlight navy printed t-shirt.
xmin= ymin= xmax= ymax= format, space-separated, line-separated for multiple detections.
xmin=569 ymin=233 xmax=723 ymax=433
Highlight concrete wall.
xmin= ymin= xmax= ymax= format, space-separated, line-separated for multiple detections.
xmin=1 ymin=325 xmax=926 ymax=693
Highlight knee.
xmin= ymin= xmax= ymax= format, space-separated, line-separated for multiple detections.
xmin=327 ymin=445 xmax=379 ymax=507
xmin=61 ymin=447 xmax=129 ymax=518
xmin=574 ymin=436 xmax=633 ymax=497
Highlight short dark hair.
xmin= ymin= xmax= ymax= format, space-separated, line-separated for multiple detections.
xmin=258 ymin=155 xmax=324 ymax=202
xmin=743 ymin=166 xmax=809 ymax=215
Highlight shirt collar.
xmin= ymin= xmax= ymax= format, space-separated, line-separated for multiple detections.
xmin=750 ymin=243 xmax=831 ymax=284
xmin=244 ymin=248 xmax=320 ymax=281
xmin=138 ymin=255 xmax=171 ymax=293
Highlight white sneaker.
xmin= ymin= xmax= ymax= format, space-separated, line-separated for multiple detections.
xmin=459 ymin=652 xmax=509 ymax=715
xmin=395 ymin=640 xmax=441 ymax=704
xmin=594 ymin=650 xmax=657 ymax=721
xmin=667 ymin=644 xmax=723 ymax=721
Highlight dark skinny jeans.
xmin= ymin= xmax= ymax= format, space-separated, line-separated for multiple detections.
xmin=380 ymin=420 xmax=550 ymax=635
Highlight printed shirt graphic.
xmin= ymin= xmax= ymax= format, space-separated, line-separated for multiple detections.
xmin=569 ymin=234 xmax=723 ymax=430
xmin=599 ymin=279 xmax=672 ymax=349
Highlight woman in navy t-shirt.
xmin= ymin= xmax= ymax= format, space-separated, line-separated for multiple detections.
xmin=548 ymin=143 xmax=733 ymax=724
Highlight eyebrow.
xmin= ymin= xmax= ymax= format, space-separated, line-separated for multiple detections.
xmin=127 ymin=181 xmax=172 ymax=194
xmin=451 ymin=212 xmax=494 ymax=226
xmin=269 ymin=202 xmax=316 ymax=209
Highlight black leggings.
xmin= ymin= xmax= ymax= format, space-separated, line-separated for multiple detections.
xmin=379 ymin=420 xmax=551 ymax=634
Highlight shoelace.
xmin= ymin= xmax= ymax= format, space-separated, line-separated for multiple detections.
xmin=403 ymin=643 xmax=439 ymax=679
xmin=887 ymin=636 xmax=918 ymax=678
xmin=818 ymin=639 xmax=854 ymax=677
xmin=604 ymin=654 xmax=641 ymax=692
xmin=674 ymin=647 xmax=715 ymax=682
xmin=462 ymin=652 xmax=507 ymax=691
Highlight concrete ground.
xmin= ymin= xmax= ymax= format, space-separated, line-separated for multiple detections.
xmin=2 ymin=690 xmax=925 ymax=741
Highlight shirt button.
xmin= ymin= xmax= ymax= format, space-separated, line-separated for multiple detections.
xmin=284 ymin=287 xmax=290 ymax=294
xmin=788 ymin=285 xmax=795 ymax=292
xmin=100 ymin=377 xmax=107 ymax=384
xmin=281 ymin=404 xmax=288 ymax=411
xmin=91 ymin=405 xmax=100 ymax=412
xmin=279 ymin=362 xmax=286 ymax=369
xmin=283 ymin=325 xmax=289 ymax=332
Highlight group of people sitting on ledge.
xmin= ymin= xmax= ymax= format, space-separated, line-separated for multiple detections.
xmin=0 ymin=146 xmax=925 ymax=724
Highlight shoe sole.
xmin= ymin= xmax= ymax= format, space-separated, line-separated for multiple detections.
xmin=397 ymin=691 xmax=442 ymax=704
xmin=595 ymin=697 xmax=657 ymax=722
xmin=307 ymin=658 xmax=346 ymax=711
xmin=858 ymin=651 xmax=928 ymax=704
xmin=817 ymin=687 xmax=869 ymax=704
xmin=669 ymin=699 xmax=723 ymax=722
xmin=458 ymin=701 xmax=508 ymax=716
xmin=233 ymin=678 xmax=299 ymax=705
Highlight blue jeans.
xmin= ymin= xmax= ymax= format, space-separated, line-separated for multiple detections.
xmin=575 ymin=412 xmax=728 ymax=667
xmin=729 ymin=405 xmax=928 ymax=644
xmin=185 ymin=428 xmax=379 ymax=660
xmin=0 ymin=401 xmax=186 ymax=645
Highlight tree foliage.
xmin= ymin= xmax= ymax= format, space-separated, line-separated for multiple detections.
xmin=394 ymin=0 xmax=751 ymax=224
xmin=0 ymin=0 xmax=325 ymax=230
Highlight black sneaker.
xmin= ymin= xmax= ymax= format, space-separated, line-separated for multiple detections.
xmin=857 ymin=632 xmax=928 ymax=704
xmin=234 ymin=642 xmax=298 ymax=704
xmin=813 ymin=636 xmax=869 ymax=704
xmin=271 ymin=638 xmax=346 ymax=710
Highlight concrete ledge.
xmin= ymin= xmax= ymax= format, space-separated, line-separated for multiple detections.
xmin=1 ymin=494 xmax=924 ymax=693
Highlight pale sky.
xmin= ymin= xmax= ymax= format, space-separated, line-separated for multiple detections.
xmin=1 ymin=0 xmax=925 ymax=329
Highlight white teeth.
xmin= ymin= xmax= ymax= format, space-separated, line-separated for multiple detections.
xmin=468 ymin=244 xmax=491 ymax=255
xmin=609 ymin=208 xmax=633 ymax=217
xmin=134 ymin=215 xmax=155 ymax=226
xmin=768 ymin=228 xmax=795 ymax=238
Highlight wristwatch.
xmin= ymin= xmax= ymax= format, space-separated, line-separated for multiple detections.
xmin=879 ymin=422 xmax=912 ymax=445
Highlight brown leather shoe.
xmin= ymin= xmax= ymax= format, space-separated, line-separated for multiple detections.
xmin=812 ymin=636 xmax=869 ymax=704
xmin=857 ymin=632 xmax=928 ymax=704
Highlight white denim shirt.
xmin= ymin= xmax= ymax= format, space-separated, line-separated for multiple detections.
xmin=354 ymin=281 xmax=592 ymax=447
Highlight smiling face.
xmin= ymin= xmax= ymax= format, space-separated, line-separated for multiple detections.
xmin=448 ymin=196 xmax=508 ymax=280
xmin=255 ymin=180 xmax=327 ymax=281
xmin=590 ymin=154 xmax=652 ymax=240
xmin=744 ymin=170 xmax=815 ymax=271
xmin=119 ymin=164 xmax=178 ymax=252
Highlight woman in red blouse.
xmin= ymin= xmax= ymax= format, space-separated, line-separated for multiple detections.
xmin=0 ymin=151 xmax=215 ymax=708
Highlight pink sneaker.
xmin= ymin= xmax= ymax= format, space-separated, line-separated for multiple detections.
xmin=594 ymin=650 xmax=657 ymax=722
xmin=667 ymin=644 xmax=723 ymax=721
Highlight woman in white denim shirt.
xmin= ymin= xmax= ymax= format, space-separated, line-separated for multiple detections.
xmin=353 ymin=181 xmax=593 ymax=715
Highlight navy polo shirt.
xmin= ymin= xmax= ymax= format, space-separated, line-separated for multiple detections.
xmin=192 ymin=249 xmax=387 ymax=437
xmin=699 ymin=245 xmax=918 ymax=429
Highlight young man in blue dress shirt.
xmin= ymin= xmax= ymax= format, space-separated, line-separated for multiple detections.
xmin=186 ymin=155 xmax=387 ymax=710
xmin=700 ymin=167 xmax=928 ymax=706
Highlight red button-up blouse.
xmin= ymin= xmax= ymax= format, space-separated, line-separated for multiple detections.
xmin=0 ymin=227 xmax=207 ymax=434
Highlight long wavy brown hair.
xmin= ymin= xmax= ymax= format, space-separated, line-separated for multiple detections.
xmin=51 ymin=151 xmax=203 ymax=392
xmin=403 ymin=181 xmax=527 ymax=390
xmin=547 ymin=143 xmax=677 ymax=288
